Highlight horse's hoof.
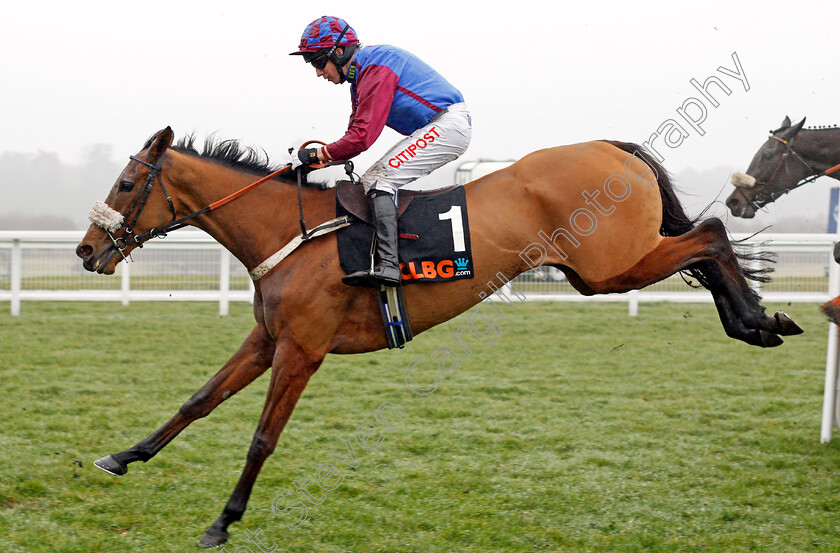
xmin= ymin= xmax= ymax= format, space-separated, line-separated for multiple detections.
xmin=759 ymin=330 xmax=784 ymax=348
xmin=198 ymin=527 xmax=229 ymax=549
xmin=774 ymin=311 xmax=804 ymax=335
xmin=93 ymin=455 xmax=127 ymax=476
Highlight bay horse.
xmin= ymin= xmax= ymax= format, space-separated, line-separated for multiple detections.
xmin=726 ymin=116 xmax=840 ymax=322
xmin=76 ymin=127 xmax=803 ymax=547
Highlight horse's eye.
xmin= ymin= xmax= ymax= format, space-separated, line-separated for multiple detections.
xmin=119 ymin=181 xmax=135 ymax=192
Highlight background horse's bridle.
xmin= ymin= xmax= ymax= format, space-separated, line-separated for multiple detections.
xmin=735 ymin=134 xmax=839 ymax=212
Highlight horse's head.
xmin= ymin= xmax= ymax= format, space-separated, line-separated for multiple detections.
xmin=76 ymin=127 xmax=177 ymax=274
xmin=725 ymin=116 xmax=808 ymax=218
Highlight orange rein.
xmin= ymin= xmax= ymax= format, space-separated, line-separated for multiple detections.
xmin=208 ymin=165 xmax=292 ymax=210
xmin=209 ymin=140 xmax=328 ymax=211
xmin=132 ymin=141 xmax=329 ymax=245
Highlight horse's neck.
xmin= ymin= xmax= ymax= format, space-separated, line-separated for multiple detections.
xmin=798 ymin=129 xmax=840 ymax=171
xmin=171 ymin=155 xmax=309 ymax=271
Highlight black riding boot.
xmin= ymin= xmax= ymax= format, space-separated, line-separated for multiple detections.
xmin=342 ymin=190 xmax=402 ymax=288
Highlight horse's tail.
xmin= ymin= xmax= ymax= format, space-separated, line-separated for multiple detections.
xmin=605 ymin=141 xmax=773 ymax=292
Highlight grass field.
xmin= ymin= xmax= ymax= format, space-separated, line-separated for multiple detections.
xmin=1 ymin=272 xmax=828 ymax=294
xmin=1 ymin=300 xmax=839 ymax=552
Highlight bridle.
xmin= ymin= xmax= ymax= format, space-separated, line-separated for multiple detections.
xmin=104 ymin=155 xmax=177 ymax=261
xmin=734 ymin=134 xmax=840 ymax=212
xmin=101 ymin=154 xmax=292 ymax=261
xmin=94 ymin=144 xmax=358 ymax=262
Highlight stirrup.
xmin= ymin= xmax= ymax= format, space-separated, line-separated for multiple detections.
xmin=379 ymin=284 xmax=412 ymax=349
xmin=342 ymin=265 xmax=401 ymax=288
xmin=372 ymin=265 xmax=402 ymax=286
xmin=342 ymin=269 xmax=378 ymax=288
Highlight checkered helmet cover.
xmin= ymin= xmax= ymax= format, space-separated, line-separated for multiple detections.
xmin=290 ymin=16 xmax=359 ymax=55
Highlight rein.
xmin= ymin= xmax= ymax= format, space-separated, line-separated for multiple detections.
xmin=91 ymin=145 xmax=359 ymax=278
xmin=97 ymin=154 xmax=294 ymax=259
xmin=129 ymin=158 xmax=293 ymax=247
xmin=121 ymin=140 xmax=344 ymax=246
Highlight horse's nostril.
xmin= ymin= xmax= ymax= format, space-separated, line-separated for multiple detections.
xmin=726 ymin=197 xmax=739 ymax=208
xmin=76 ymin=244 xmax=94 ymax=259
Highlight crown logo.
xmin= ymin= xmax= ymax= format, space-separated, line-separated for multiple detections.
xmin=455 ymin=258 xmax=470 ymax=270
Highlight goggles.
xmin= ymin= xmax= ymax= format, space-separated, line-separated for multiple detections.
xmin=304 ymin=51 xmax=330 ymax=70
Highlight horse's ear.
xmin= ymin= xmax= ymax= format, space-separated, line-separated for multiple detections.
xmin=791 ymin=117 xmax=806 ymax=134
xmin=781 ymin=116 xmax=792 ymax=128
xmin=148 ymin=126 xmax=174 ymax=162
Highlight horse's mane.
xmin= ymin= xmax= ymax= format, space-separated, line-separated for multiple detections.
xmin=169 ymin=134 xmax=296 ymax=182
xmin=771 ymin=123 xmax=840 ymax=134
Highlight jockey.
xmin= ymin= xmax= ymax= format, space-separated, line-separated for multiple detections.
xmin=289 ymin=15 xmax=472 ymax=288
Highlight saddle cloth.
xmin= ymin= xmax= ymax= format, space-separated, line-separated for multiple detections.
xmin=335 ymin=182 xmax=474 ymax=284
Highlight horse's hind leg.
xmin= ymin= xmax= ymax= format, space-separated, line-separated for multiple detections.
xmin=682 ymin=220 xmax=802 ymax=339
xmin=94 ymin=325 xmax=275 ymax=476
xmin=592 ymin=218 xmax=802 ymax=346
xmin=200 ymin=339 xmax=323 ymax=548
xmin=690 ymin=253 xmax=801 ymax=344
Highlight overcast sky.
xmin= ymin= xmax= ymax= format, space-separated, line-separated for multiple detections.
xmin=1 ymin=0 xmax=838 ymax=226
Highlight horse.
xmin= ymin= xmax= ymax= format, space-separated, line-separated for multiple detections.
xmin=726 ymin=116 xmax=840 ymax=322
xmin=726 ymin=116 xmax=840 ymax=219
xmin=76 ymin=127 xmax=803 ymax=547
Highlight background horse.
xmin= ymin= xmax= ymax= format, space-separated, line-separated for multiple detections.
xmin=727 ymin=116 xmax=840 ymax=322
xmin=76 ymin=127 xmax=802 ymax=547
xmin=726 ymin=116 xmax=840 ymax=219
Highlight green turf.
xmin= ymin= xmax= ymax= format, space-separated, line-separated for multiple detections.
xmin=0 ymin=300 xmax=837 ymax=552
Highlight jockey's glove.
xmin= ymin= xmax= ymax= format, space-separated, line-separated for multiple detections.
xmin=289 ymin=148 xmax=319 ymax=170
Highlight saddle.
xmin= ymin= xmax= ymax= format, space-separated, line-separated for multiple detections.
xmin=332 ymin=179 xmax=474 ymax=350
xmin=335 ymin=180 xmax=460 ymax=224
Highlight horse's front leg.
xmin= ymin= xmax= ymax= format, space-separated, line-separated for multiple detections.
xmin=199 ymin=339 xmax=324 ymax=548
xmin=94 ymin=324 xmax=275 ymax=476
